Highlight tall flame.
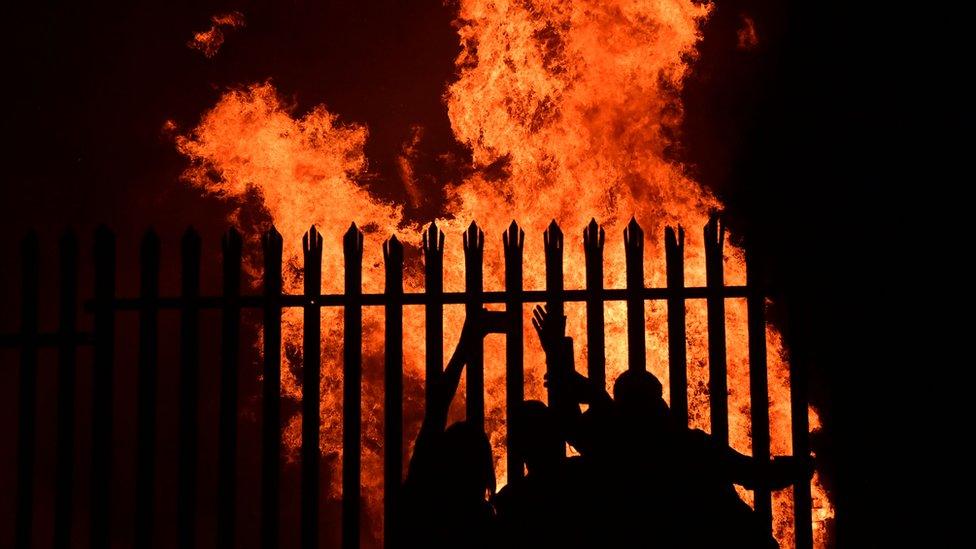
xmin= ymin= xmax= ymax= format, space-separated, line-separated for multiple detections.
xmin=175 ymin=1 xmax=833 ymax=546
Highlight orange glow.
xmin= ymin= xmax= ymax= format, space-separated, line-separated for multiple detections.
xmin=174 ymin=1 xmax=833 ymax=546
xmin=188 ymin=11 xmax=245 ymax=58
xmin=738 ymin=15 xmax=760 ymax=51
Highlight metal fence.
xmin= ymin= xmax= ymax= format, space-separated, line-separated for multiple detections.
xmin=2 ymin=216 xmax=813 ymax=549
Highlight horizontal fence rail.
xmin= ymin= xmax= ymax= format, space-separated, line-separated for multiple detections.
xmin=1 ymin=217 xmax=814 ymax=549
xmin=73 ymin=286 xmax=753 ymax=312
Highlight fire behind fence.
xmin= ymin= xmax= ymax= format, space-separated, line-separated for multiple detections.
xmin=3 ymin=216 xmax=814 ymax=549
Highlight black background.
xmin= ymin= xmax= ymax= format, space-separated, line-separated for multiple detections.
xmin=0 ymin=0 xmax=959 ymax=546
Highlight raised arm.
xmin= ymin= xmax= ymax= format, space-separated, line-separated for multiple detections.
xmin=423 ymin=315 xmax=479 ymax=436
xmin=533 ymin=306 xmax=613 ymax=408
xmin=532 ymin=306 xmax=613 ymax=453
xmin=406 ymin=310 xmax=486 ymax=486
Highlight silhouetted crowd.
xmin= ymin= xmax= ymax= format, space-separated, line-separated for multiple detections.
xmin=399 ymin=307 xmax=813 ymax=548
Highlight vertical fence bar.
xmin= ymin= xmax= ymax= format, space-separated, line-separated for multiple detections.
xmin=543 ymin=221 xmax=565 ymax=322
xmin=463 ymin=222 xmax=485 ymax=428
xmin=623 ymin=218 xmax=646 ymax=372
xmin=91 ymin=226 xmax=116 ymax=549
xmin=302 ymin=227 xmax=323 ymax=549
xmin=791 ymin=346 xmax=813 ymax=549
xmin=422 ymin=223 xmax=444 ymax=412
xmin=177 ymin=228 xmax=201 ymax=549
xmin=218 ymin=228 xmax=242 ymax=549
xmin=53 ymin=231 xmax=78 ymax=549
xmin=383 ymin=236 xmax=404 ymax=549
xmin=14 ymin=232 xmax=39 ymax=549
xmin=134 ymin=230 xmax=160 ymax=549
xmin=665 ymin=226 xmax=688 ymax=426
xmin=261 ymin=228 xmax=283 ymax=549
xmin=503 ymin=221 xmax=524 ymax=482
xmin=543 ymin=221 xmax=567 ymax=453
xmin=343 ymin=224 xmax=364 ymax=549
xmin=746 ymin=246 xmax=772 ymax=533
xmin=583 ymin=219 xmax=606 ymax=390
xmin=704 ymin=216 xmax=729 ymax=445
xmin=544 ymin=220 xmax=565 ymax=410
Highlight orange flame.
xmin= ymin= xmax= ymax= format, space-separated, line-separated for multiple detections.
xmin=188 ymin=11 xmax=245 ymax=58
xmin=175 ymin=1 xmax=833 ymax=546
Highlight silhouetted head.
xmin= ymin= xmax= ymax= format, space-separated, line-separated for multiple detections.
xmin=613 ymin=369 xmax=669 ymax=424
xmin=437 ymin=420 xmax=496 ymax=502
xmin=510 ymin=400 xmax=562 ymax=475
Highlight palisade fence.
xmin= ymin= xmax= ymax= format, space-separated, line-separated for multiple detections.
xmin=2 ymin=216 xmax=814 ymax=549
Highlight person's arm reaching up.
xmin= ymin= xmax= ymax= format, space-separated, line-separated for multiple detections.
xmin=406 ymin=310 xmax=485 ymax=486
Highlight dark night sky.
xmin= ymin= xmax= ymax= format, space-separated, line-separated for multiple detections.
xmin=0 ymin=0 xmax=959 ymax=547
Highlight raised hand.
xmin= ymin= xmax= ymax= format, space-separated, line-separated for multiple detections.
xmin=435 ymin=307 xmax=499 ymax=411
xmin=456 ymin=308 xmax=505 ymax=351
xmin=532 ymin=305 xmax=566 ymax=353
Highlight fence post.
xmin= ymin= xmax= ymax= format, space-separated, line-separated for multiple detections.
xmin=91 ymin=226 xmax=116 ymax=549
xmin=623 ymin=218 xmax=646 ymax=372
xmin=665 ymin=226 xmax=688 ymax=426
xmin=53 ymin=230 xmax=78 ymax=549
xmin=463 ymin=222 xmax=485 ymax=428
xmin=343 ymin=223 xmax=364 ymax=549
xmin=704 ymin=215 xmax=729 ymax=446
xmin=218 ymin=228 xmax=242 ymax=549
xmin=261 ymin=227 xmax=283 ymax=549
xmin=177 ymin=227 xmax=201 ymax=549
xmin=383 ymin=236 xmax=404 ymax=549
xmin=746 ymin=246 xmax=772 ymax=533
xmin=303 ymin=226 xmax=323 ymax=549
xmin=14 ymin=232 xmax=39 ymax=549
xmin=544 ymin=220 xmax=566 ymax=409
xmin=544 ymin=221 xmax=568 ymax=454
xmin=790 ymin=336 xmax=813 ymax=549
xmin=503 ymin=221 xmax=524 ymax=482
xmin=134 ymin=230 xmax=160 ymax=549
xmin=422 ymin=223 xmax=444 ymax=411
xmin=583 ymin=219 xmax=606 ymax=390
xmin=543 ymin=220 xmax=564 ymax=320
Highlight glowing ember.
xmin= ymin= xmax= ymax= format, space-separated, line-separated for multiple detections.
xmin=174 ymin=1 xmax=833 ymax=546
xmin=738 ymin=15 xmax=760 ymax=51
xmin=188 ymin=11 xmax=245 ymax=59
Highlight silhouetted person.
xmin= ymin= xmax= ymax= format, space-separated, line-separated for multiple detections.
xmin=533 ymin=305 xmax=813 ymax=548
xmin=400 ymin=310 xmax=496 ymax=549
xmin=493 ymin=400 xmax=594 ymax=547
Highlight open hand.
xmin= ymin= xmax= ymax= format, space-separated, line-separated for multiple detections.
xmin=532 ymin=305 xmax=566 ymax=352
